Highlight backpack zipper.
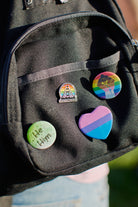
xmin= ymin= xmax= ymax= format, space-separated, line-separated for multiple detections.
xmin=131 ymin=39 xmax=138 ymax=47
xmin=1 ymin=11 xmax=133 ymax=123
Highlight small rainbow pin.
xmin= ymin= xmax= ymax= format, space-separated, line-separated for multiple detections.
xmin=59 ymin=83 xmax=77 ymax=103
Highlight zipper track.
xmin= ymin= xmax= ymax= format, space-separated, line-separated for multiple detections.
xmin=1 ymin=11 xmax=132 ymax=123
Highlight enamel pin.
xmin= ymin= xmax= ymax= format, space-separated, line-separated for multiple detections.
xmin=59 ymin=83 xmax=77 ymax=103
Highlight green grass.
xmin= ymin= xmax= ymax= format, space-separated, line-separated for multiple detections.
xmin=108 ymin=147 xmax=138 ymax=207
xmin=109 ymin=169 xmax=138 ymax=207
xmin=109 ymin=147 xmax=138 ymax=169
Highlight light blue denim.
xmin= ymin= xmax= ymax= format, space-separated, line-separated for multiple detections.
xmin=12 ymin=176 xmax=109 ymax=207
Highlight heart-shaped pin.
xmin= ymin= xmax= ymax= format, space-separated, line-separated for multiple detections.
xmin=78 ymin=106 xmax=113 ymax=140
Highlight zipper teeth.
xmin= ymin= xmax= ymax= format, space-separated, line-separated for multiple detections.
xmin=2 ymin=11 xmax=132 ymax=123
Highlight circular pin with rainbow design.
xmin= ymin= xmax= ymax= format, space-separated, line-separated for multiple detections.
xmin=59 ymin=83 xmax=77 ymax=103
xmin=92 ymin=72 xmax=122 ymax=99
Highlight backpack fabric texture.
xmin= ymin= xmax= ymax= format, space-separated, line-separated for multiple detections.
xmin=0 ymin=0 xmax=138 ymax=196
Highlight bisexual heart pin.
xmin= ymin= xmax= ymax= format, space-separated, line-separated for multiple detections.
xmin=78 ymin=106 xmax=113 ymax=140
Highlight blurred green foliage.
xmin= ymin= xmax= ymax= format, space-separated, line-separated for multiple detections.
xmin=109 ymin=169 xmax=138 ymax=207
xmin=109 ymin=147 xmax=138 ymax=207
xmin=109 ymin=147 xmax=138 ymax=169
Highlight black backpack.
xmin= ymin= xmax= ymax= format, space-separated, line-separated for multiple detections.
xmin=0 ymin=0 xmax=137 ymax=196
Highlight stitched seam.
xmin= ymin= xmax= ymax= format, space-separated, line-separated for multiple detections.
xmin=18 ymin=51 xmax=120 ymax=86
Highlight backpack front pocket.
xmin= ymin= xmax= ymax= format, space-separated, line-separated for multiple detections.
xmin=3 ymin=12 xmax=138 ymax=175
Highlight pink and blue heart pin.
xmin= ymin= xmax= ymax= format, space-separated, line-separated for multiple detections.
xmin=78 ymin=106 xmax=113 ymax=140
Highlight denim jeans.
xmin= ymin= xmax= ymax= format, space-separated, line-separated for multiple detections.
xmin=12 ymin=176 xmax=109 ymax=207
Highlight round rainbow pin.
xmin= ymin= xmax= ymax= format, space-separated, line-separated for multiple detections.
xmin=59 ymin=83 xmax=77 ymax=103
xmin=92 ymin=71 xmax=122 ymax=99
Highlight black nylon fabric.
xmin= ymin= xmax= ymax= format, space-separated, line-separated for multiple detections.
xmin=0 ymin=0 xmax=127 ymax=59
xmin=0 ymin=0 xmax=138 ymax=196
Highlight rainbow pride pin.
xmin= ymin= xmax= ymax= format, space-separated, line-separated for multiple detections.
xmin=59 ymin=83 xmax=77 ymax=103
xmin=92 ymin=72 xmax=122 ymax=99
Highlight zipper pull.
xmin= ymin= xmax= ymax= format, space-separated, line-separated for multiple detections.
xmin=131 ymin=39 xmax=138 ymax=47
